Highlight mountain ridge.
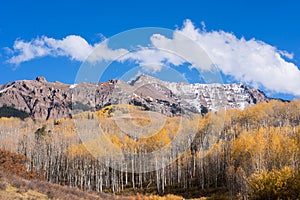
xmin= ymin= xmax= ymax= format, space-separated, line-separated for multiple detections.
xmin=0 ymin=75 xmax=270 ymax=120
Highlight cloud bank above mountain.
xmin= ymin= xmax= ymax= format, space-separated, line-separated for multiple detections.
xmin=6 ymin=20 xmax=300 ymax=96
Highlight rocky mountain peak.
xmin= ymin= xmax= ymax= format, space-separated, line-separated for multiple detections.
xmin=130 ymin=74 xmax=161 ymax=86
xmin=36 ymin=76 xmax=47 ymax=83
xmin=0 ymin=76 xmax=270 ymax=120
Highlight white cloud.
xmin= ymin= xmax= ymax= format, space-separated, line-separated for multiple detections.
xmin=6 ymin=20 xmax=300 ymax=96
xmin=146 ymin=19 xmax=300 ymax=96
xmin=7 ymin=35 xmax=128 ymax=65
xmin=278 ymin=50 xmax=294 ymax=59
xmin=43 ymin=35 xmax=93 ymax=61
xmin=8 ymin=38 xmax=51 ymax=64
xmin=174 ymin=19 xmax=300 ymax=96
xmin=86 ymin=40 xmax=128 ymax=63
xmin=119 ymin=31 xmax=213 ymax=73
xmin=120 ymin=47 xmax=185 ymax=73
xmin=150 ymin=32 xmax=212 ymax=70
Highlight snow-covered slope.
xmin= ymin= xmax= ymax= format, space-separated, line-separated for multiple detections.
xmin=130 ymin=74 xmax=269 ymax=113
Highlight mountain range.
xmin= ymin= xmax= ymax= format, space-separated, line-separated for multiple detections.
xmin=0 ymin=75 xmax=270 ymax=120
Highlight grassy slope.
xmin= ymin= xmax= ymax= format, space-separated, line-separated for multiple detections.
xmin=0 ymin=171 xmax=115 ymax=200
xmin=0 ymin=170 xmax=193 ymax=200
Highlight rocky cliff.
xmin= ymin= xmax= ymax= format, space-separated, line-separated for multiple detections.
xmin=0 ymin=75 xmax=269 ymax=120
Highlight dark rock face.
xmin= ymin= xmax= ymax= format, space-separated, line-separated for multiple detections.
xmin=36 ymin=76 xmax=47 ymax=83
xmin=0 ymin=75 xmax=269 ymax=120
xmin=0 ymin=78 xmax=72 ymax=120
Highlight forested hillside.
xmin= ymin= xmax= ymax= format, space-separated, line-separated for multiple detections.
xmin=0 ymin=100 xmax=299 ymax=199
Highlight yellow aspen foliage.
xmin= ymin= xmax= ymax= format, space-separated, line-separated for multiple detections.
xmin=248 ymin=167 xmax=300 ymax=199
xmin=67 ymin=143 xmax=90 ymax=158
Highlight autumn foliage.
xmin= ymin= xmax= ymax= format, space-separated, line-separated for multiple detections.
xmin=0 ymin=100 xmax=299 ymax=199
xmin=0 ymin=148 xmax=43 ymax=180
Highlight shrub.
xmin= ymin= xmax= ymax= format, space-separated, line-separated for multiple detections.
xmin=0 ymin=148 xmax=44 ymax=180
xmin=248 ymin=167 xmax=300 ymax=199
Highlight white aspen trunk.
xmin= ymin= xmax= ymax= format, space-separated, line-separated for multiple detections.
xmin=155 ymin=157 xmax=160 ymax=193
xmin=132 ymin=158 xmax=135 ymax=189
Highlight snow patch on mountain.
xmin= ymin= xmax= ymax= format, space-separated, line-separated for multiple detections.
xmin=0 ymin=84 xmax=15 ymax=94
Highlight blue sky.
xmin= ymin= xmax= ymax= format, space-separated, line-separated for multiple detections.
xmin=0 ymin=0 xmax=300 ymax=100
